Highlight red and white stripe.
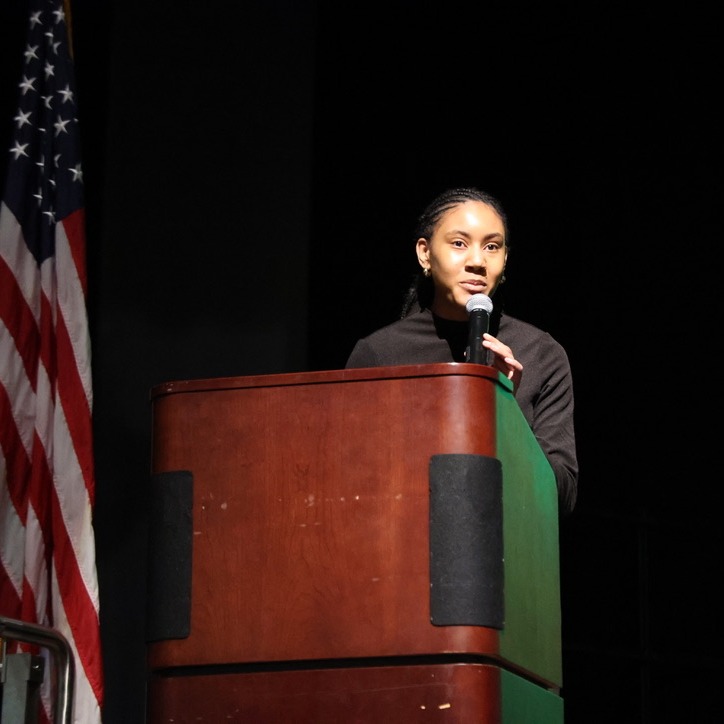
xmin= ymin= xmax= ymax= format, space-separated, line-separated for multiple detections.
xmin=0 ymin=201 xmax=103 ymax=722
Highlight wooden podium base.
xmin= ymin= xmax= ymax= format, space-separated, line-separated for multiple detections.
xmin=147 ymin=662 xmax=564 ymax=723
xmin=148 ymin=662 xmax=501 ymax=723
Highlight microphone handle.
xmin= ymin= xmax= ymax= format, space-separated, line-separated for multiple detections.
xmin=465 ymin=310 xmax=489 ymax=364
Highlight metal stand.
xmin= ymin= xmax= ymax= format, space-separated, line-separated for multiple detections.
xmin=0 ymin=651 xmax=44 ymax=723
xmin=0 ymin=616 xmax=74 ymax=724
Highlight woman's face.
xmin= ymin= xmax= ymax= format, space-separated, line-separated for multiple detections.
xmin=416 ymin=200 xmax=507 ymax=321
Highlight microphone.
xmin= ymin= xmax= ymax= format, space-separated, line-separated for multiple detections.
xmin=465 ymin=293 xmax=493 ymax=364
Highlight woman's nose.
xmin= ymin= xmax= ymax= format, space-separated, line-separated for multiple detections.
xmin=467 ymin=246 xmax=486 ymax=268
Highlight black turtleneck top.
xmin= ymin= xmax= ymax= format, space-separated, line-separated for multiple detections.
xmin=345 ymin=306 xmax=578 ymax=516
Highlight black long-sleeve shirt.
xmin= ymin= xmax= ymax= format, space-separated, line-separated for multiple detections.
xmin=345 ymin=307 xmax=578 ymax=516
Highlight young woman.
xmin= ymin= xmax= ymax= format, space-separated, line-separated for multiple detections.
xmin=346 ymin=187 xmax=578 ymax=516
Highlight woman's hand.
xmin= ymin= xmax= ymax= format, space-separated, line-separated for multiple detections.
xmin=482 ymin=333 xmax=523 ymax=393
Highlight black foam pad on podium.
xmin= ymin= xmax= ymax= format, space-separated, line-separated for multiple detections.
xmin=146 ymin=470 xmax=193 ymax=642
xmin=429 ymin=454 xmax=504 ymax=628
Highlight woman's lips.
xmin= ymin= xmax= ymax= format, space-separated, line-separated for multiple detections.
xmin=460 ymin=280 xmax=486 ymax=293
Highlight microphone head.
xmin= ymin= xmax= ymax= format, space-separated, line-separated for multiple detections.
xmin=465 ymin=293 xmax=493 ymax=315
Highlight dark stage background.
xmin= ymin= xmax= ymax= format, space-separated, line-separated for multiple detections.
xmin=1 ymin=1 xmax=721 ymax=722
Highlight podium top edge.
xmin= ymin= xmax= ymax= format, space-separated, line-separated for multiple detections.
xmin=150 ymin=363 xmax=511 ymax=400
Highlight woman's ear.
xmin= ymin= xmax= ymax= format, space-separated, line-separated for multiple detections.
xmin=416 ymin=237 xmax=430 ymax=270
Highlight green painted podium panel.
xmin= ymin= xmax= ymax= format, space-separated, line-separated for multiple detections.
xmin=502 ymin=668 xmax=564 ymax=723
xmin=496 ymin=377 xmax=562 ymax=686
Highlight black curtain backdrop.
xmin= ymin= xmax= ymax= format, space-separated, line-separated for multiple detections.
xmin=2 ymin=1 xmax=721 ymax=722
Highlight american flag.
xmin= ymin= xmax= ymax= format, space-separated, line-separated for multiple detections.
xmin=0 ymin=0 xmax=103 ymax=721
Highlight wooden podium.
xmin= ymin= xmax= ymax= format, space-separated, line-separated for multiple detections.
xmin=146 ymin=363 xmax=563 ymax=723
